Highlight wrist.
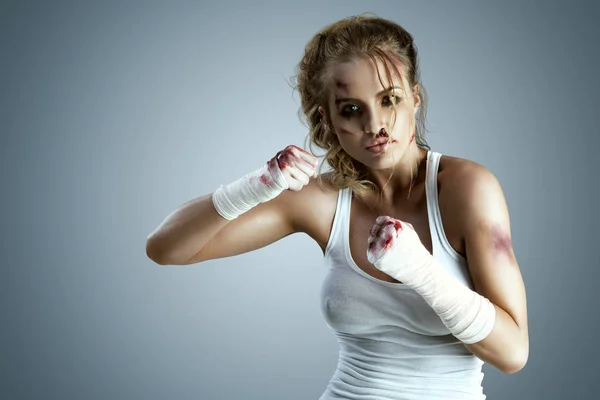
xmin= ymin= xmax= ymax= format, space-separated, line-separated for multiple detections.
xmin=212 ymin=160 xmax=288 ymax=220
xmin=375 ymin=243 xmax=434 ymax=287
xmin=407 ymin=257 xmax=497 ymax=344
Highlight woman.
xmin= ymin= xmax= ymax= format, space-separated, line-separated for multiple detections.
xmin=146 ymin=14 xmax=529 ymax=399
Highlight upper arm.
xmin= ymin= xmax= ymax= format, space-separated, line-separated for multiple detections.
xmin=451 ymin=163 xmax=529 ymax=335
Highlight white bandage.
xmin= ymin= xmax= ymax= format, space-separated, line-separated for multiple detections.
xmin=368 ymin=218 xmax=496 ymax=344
xmin=211 ymin=160 xmax=289 ymax=220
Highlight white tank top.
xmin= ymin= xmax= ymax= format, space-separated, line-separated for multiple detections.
xmin=319 ymin=151 xmax=486 ymax=400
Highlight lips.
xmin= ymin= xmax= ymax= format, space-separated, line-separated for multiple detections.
xmin=366 ymin=138 xmax=394 ymax=149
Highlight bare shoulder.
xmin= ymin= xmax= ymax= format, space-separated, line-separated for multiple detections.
xmin=438 ymin=153 xmax=484 ymax=180
xmin=437 ymin=153 xmax=502 ymax=204
xmin=282 ymin=171 xmax=339 ymax=252
xmin=437 ymin=153 xmax=505 ymax=242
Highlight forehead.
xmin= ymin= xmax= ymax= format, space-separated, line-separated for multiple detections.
xmin=327 ymin=57 xmax=406 ymax=95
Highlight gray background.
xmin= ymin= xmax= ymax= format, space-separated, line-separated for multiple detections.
xmin=1 ymin=1 xmax=598 ymax=399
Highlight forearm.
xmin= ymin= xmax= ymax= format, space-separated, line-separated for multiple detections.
xmin=464 ymin=303 xmax=528 ymax=374
xmin=404 ymin=259 xmax=527 ymax=373
xmin=146 ymin=194 xmax=229 ymax=264
xmin=146 ymin=145 xmax=314 ymax=265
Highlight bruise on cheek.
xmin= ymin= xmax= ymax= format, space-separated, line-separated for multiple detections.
xmin=491 ymin=224 xmax=513 ymax=257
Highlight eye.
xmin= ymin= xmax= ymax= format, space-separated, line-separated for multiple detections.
xmin=341 ymin=104 xmax=360 ymax=118
xmin=382 ymin=95 xmax=401 ymax=107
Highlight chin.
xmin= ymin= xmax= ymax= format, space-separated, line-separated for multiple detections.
xmin=364 ymin=147 xmax=405 ymax=169
xmin=361 ymin=155 xmax=399 ymax=171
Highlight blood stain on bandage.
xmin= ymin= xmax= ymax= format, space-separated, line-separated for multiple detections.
xmin=383 ymin=234 xmax=394 ymax=250
xmin=278 ymin=159 xmax=289 ymax=169
xmin=375 ymin=219 xmax=402 ymax=251
xmin=260 ymin=174 xmax=271 ymax=186
xmin=278 ymin=151 xmax=300 ymax=170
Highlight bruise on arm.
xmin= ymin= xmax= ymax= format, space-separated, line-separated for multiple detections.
xmin=490 ymin=223 xmax=515 ymax=260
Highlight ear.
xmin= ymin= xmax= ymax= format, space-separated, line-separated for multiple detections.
xmin=318 ymin=106 xmax=337 ymax=136
xmin=412 ymin=83 xmax=421 ymax=110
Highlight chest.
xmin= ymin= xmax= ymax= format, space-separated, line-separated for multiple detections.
xmin=347 ymin=186 xmax=464 ymax=284
xmin=309 ymin=157 xmax=466 ymax=281
xmin=320 ymin=266 xmax=452 ymax=337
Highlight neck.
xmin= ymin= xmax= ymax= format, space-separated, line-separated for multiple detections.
xmin=364 ymin=144 xmax=428 ymax=206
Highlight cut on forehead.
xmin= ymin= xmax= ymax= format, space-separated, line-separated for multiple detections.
xmin=325 ymin=52 xmax=411 ymax=96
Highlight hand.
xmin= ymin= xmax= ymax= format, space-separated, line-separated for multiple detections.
xmin=366 ymin=216 xmax=433 ymax=285
xmin=264 ymin=145 xmax=318 ymax=192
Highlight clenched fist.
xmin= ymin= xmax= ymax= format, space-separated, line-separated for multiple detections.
xmin=264 ymin=145 xmax=318 ymax=192
xmin=366 ymin=216 xmax=433 ymax=285
xmin=212 ymin=145 xmax=318 ymax=220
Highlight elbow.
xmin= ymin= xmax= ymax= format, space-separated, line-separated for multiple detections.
xmin=499 ymin=345 xmax=529 ymax=374
xmin=146 ymin=235 xmax=170 ymax=265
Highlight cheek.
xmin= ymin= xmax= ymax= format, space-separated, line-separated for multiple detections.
xmin=391 ymin=107 xmax=411 ymax=128
xmin=390 ymin=108 xmax=416 ymax=140
xmin=333 ymin=132 xmax=365 ymax=160
xmin=332 ymin=115 xmax=360 ymax=135
xmin=335 ymin=134 xmax=358 ymax=154
xmin=330 ymin=119 xmax=362 ymax=148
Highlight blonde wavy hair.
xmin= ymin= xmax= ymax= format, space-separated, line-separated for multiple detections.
xmin=292 ymin=13 xmax=430 ymax=199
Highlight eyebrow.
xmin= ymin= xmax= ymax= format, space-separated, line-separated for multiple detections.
xmin=334 ymin=86 xmax=404 ymax=105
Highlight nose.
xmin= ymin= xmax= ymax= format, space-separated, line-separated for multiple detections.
xmin=362 ymin=108 xmax=388 ymax=137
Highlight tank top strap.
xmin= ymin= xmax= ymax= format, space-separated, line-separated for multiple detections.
xmin=324 ymin=187 xmax=352 ymax=258
xmin=425 ymin=150 xmax=443 ymax=256
xmin=425 ymin=150 xmax=466 ymax=261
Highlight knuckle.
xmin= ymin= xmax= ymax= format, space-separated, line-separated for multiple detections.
xmin=281 ymin=153 xmax=293 ymax=163
xmin=286 ymin=145 xmax=297 ymax=155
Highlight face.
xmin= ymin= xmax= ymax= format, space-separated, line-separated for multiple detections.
xmin=321 ymin=56 xmax=420 ymax=170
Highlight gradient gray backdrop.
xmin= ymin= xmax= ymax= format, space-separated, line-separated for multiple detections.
xmin=2 ymin=1 xmax=599 ymax=399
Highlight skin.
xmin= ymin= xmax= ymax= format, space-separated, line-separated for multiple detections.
xmin=320 ymin=57 xmax=425 ymax=200
xmin=146 ymin=55 xmax=529 ymax=375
